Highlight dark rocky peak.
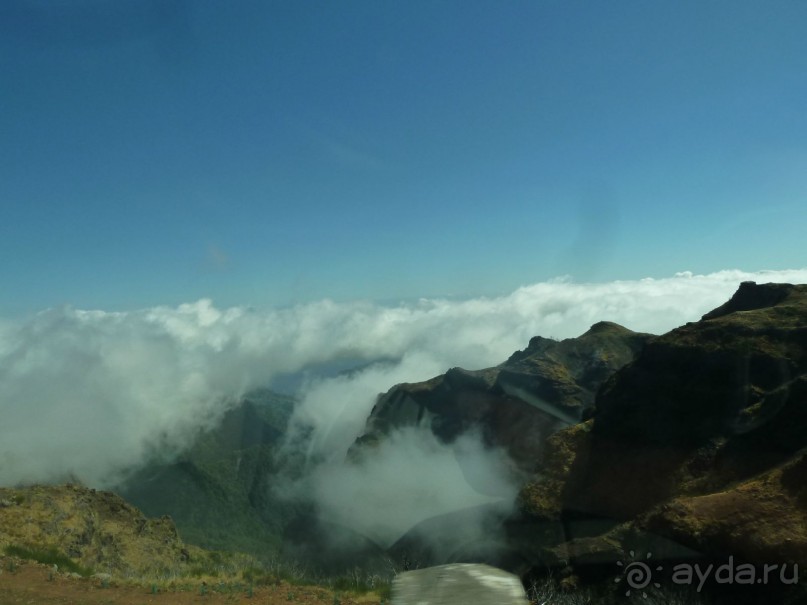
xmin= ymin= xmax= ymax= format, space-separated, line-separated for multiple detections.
xmin=701 ymin=281 xmax=795 ymax=321
xmin=504 ymin=321 xmax=639 ymax=366
xmin=443 ymin=366 xmax=496 ymax=390
xmin=499 ymin=322 xmax=651 ymax=403
xmin=582 ymin=320 xmax=632 ymax=335
xmin=353 ymin=324 xmax=652 ymax=471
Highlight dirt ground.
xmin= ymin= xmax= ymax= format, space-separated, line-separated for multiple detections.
xmin=0 ymin=558 xmax=381 ymax=605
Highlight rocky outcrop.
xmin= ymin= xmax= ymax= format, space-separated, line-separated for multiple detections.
xmin=562 ymin=282 xmax=807 ymax=521
xmin=0 ymin=484 xmax=191 ymax=576
xmin=516 ymin=282 xmax=807 ymax=597
xmin=354 ymin=322 xmax=651 ymax=471
xmin=644 ymin=450 xmax=807 ymax=565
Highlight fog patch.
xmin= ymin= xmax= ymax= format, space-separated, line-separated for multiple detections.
xmin=302 ymin=427 xmax=520 ymax=548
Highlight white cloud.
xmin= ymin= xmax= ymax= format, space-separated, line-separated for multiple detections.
xmin=303 ymin=428 xmax=519 ymax=547
xmin=0 ymin=268 xmax=805 ymax=493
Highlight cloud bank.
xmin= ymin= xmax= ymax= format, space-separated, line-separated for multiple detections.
xmin=1 ymin=268 xmax=806 ymax=493
xmin=304 ymin=428 xmax=519 ymax=548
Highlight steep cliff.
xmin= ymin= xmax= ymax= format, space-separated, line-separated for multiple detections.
xmin=354 ymin=322 xmax=651 ymax=471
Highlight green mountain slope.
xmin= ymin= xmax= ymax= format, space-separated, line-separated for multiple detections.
xmin=117 ymin=389 xmax=300 ymax=559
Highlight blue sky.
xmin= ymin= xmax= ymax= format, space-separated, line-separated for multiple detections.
xmin=2 ymin=0 xmax=806 ymax=314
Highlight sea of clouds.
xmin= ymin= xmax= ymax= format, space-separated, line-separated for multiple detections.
xmin=2 ymin=269 xmax=807 ymax=545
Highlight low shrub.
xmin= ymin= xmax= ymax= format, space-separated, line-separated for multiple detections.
xmin=3 ymin=544 xmax=93 ymax=577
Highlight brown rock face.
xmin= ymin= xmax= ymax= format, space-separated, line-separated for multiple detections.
xmin=518 ymin=282 xmax=807 ymax=578
xmin=645 ymin=451 xmax=807 ymax=565
xmin=353 ymin=322 xmax=651 ymax=471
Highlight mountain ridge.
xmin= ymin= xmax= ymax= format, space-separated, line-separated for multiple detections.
xmin=515 ymin=281 xmax=807 ymax=601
